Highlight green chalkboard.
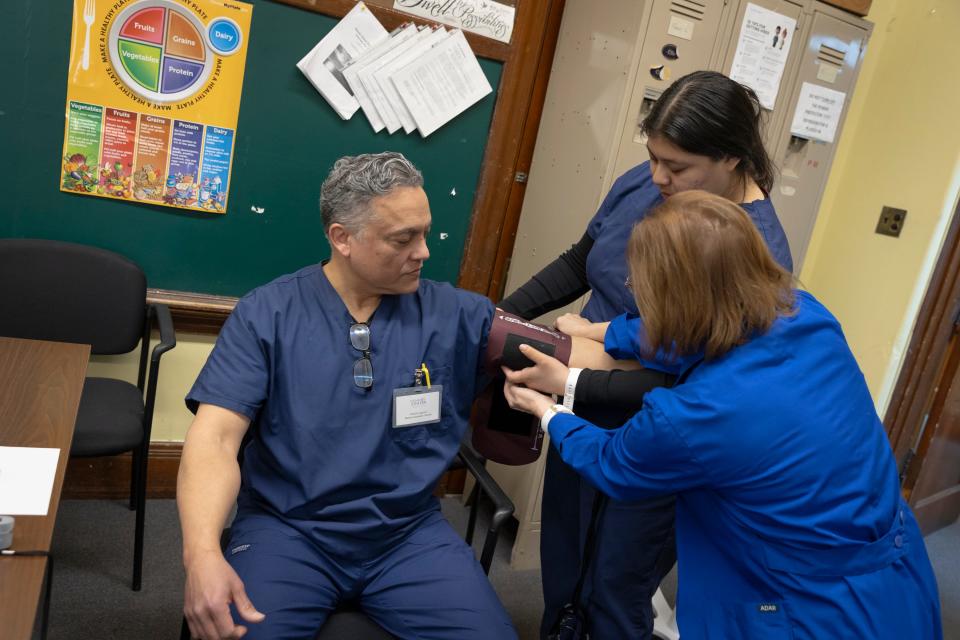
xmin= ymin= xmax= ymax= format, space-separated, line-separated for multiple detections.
xmin=2 ymin=0 xmax=502 ymax=297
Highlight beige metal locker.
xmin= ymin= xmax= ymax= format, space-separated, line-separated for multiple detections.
xmin=488 ymin=0 xmax=652 ymax=571
xmin=717 ymin=0 xmax=808 ymax=153
xmin=609 ymin=0 xmax=737 ymax=180
xmin=768 ymin=3 xmax=871 ymax=270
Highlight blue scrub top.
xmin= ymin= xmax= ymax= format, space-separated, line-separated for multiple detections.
xmin=582 ymin=161 xmax=794 ymax=323
xmin=549 ymin=291 xmax=942 ymax=638
xmin=187 ymin=264 xmax=494 ymax=559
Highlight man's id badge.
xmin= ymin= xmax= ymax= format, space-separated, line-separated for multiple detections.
xmin=392 ymin=385 xmax=443 ymax=428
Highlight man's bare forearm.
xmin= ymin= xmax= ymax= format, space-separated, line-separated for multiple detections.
xmin=177 ymin=404 xmax=248 ymax=566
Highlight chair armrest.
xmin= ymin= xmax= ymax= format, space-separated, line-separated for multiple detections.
xmin=141 ymin=303 xmax=177 ymax=441
xmin=458 ymin=444 xmax=514 ymax=574
xmin=150 ymin=303 xmax=176 ymax=363
xmin=458 ymin=445 xmax=514 ymax=530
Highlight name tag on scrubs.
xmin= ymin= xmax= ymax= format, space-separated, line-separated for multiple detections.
xmin=392 ymin=385 xmax=443 ymax=428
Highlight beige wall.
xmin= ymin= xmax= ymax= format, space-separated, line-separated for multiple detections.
xmin=87 ymin=333 xmax=214 ymax=441
xmin=800 ymin=0 xmax=960 ymax=412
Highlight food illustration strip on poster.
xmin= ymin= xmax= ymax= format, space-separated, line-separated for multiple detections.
xmin=61 ymin=0 xmax=252 ymax=214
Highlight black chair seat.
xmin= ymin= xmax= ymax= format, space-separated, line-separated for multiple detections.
xmin=71 ymin=378 xmax=145 ymax=457
xmin=314 ymin=607 xmax=396 ymax=640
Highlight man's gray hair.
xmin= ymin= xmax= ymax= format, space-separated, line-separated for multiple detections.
xmin=320 ymin=152 xmax=424 ymax=236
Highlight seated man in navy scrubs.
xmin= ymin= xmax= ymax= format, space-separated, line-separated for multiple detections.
xmin=177 ymin=152 xmax=517 ymax=640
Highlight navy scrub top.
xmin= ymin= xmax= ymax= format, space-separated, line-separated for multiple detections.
xmin=187 ymin=264 xmax=494 ymax=559
xmin=582 ymin=161 xmax=794 ymax=323
xmin=549 ymin=291 xmax=942 ymax=639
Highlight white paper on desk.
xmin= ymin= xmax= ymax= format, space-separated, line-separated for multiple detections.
xmin=345 ymin=23 xmax=419 ymax=132
xmin=360 ymin=26 xmax=435 ymax=134
xmin=377 ymin=27 xmax=451 ymax=134
xmin=392 ymin=30 xmax=493 ymax=138
xmin=296 ymin=2 xmax=389 ymax=120
xmin=0 ymin=446 xmax=60 ymax=516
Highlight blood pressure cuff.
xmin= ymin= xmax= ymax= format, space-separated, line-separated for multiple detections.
xmin=472 ymin=310 xmax=572 ymax=466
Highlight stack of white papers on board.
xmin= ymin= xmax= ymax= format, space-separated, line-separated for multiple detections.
xmin=297 ymin=4 xmax=492 ymax=138
xmin=297 ymin=2 xmax=390 ymax=120
xmin=391 ymin=29 xmax=492 ymax=137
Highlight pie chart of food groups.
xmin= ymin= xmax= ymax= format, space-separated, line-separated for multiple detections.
xmin=109 ymin=0 xmax=241 ymax=103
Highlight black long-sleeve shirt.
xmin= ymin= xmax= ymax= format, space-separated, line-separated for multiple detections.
xmin=499 ymin=232 xmax=674 ymax=412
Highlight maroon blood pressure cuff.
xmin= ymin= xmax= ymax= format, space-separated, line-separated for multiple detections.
xmin=472 ymin=310 xmax=572 ymax=465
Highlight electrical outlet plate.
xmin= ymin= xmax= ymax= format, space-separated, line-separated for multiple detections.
xmin=876 ymin=206 xmax=907 ymax=238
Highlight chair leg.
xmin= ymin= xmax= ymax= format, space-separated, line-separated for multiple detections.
xmin=132 ymin=442 xmax=149 ymax=591
xmin=129 ymin=448 xmax=140 ymax=511
xmin=479 ymin=522 xmax=500 ymax=575
xmin=464 ymin=483 xmax=480 ymax=546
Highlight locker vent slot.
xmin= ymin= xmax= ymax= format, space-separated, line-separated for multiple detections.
xmin=671 ymin=0 xmax=706 ymax=21
xmin=817 ymin=44 xmax=846 ymax=68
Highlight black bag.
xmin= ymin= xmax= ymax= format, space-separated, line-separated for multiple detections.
xmin=547 ymin=603 xmax=587 ymax=640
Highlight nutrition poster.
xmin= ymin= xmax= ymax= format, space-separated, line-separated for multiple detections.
xmin=61 ymin=0 xmax=252 ymax=214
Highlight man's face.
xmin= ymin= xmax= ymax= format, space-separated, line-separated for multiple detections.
xmin=345 ymin=186 xmax=431 ymax=295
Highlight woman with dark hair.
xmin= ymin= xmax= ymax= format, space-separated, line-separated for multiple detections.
xmin=497 ymin=70 xmax=792 ymax=638
xmin=502 ymin=191 xmax=942 ymax=639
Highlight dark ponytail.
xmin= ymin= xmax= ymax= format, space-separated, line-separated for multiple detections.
xmin=641 ymin=71 xmax=775 ymax=193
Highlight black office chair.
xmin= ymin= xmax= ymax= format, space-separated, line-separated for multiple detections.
xmin=180 ymin=444 xmax=514 ymax=639
xmin=0 ymin=238 xmax=176 ymax=591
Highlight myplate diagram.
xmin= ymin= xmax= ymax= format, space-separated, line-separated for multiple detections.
xmin=108 ymin=0 xmax=241 ymax=103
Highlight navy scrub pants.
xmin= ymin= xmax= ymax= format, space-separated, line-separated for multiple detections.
xmin=540 ymin=444 xmax=677 ymax=639
xmin=225 ymin=511 xmax=517 ymax=639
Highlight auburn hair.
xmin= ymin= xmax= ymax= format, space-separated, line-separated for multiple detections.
xmin=627 ymin=190 xmax=795 ymax=360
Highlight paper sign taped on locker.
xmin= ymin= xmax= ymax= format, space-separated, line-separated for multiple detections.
xmin=817 ymin=63 xmax=841 ymax=84
xmin=667 ymin=15 xmax=694 ymax=41
xmin=789 ymin=82 xmax=847 ymax=144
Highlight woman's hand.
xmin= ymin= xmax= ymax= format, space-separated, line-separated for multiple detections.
xmin=502 ymin=344 xmax=568 ymax=396
xmin=556 ymin=314 xmax=608 ymax=342
xmin=503 ymin=380 xmax=554 ymax=418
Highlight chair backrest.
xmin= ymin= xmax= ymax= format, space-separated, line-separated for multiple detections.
xmin=0 ymin=238 xmax=146 ymax=354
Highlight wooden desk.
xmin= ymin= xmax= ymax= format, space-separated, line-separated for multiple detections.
xmin=0 ymin=337 xmax=88 ymax=640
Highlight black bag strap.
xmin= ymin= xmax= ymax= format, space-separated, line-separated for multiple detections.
xmin=566 ymin=357 xmax=704 ymax=618
xmin=571 ymin=492 xmax=608 ymax=611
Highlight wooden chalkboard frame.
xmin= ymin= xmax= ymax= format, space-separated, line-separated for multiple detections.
xmin=156 ymin=0 xmax=566 ymax=333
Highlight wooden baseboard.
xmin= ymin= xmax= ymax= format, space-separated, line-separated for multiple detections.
xmin=914 ymin=485 xmax=960 ymax=535
xmin=63 ymin=442 xmax=465 ymax=499
xmin=64 ymin=442 xmax=183 ymax=499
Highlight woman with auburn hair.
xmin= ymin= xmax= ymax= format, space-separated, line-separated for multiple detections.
xmin=503 ymin=191 xmax=942 ymax=639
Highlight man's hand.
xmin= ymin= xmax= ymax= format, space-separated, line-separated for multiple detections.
xmin=502 ymin=344 xmax=569 ymax=396
xmin=555 ymin=314 xmax=607 ymax=342
xmin=183 ymin=550 xmax=264 ymax=639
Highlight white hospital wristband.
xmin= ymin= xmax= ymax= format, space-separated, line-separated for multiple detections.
xmin=540 ymin=404 xmax=573 ymax=433
xmin=563 ymin=368 xmax=583 ymax=411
